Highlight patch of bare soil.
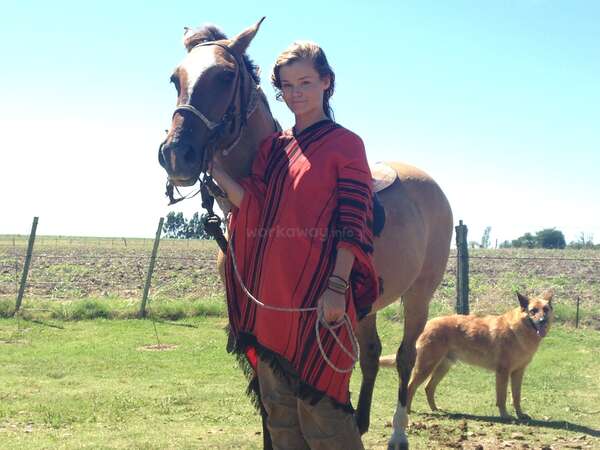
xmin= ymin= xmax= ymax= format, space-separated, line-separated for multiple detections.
xmin=404 ymin=418 xmax=598 ymax=450
xmin=0 ymin=239 xmax=223 ymax=300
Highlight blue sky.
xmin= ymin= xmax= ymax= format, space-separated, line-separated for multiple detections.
xmin=1 ymin=0 xmax=599 ymax=245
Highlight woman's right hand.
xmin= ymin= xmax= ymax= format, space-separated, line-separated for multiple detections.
xmin=207 ymin=158 xmax=245 ymax=208
xmin=208 ymin=158 xmax=223 ymax=177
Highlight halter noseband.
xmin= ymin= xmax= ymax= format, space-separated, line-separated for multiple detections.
xmin=173 ymin=104 xmax=222 ymax=131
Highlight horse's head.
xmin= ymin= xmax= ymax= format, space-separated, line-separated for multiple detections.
xmin=158 ymin=18 xmax=264 ymax=186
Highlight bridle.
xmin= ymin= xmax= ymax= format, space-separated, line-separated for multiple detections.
xmin=164 ymin=40 xmax=261 ymax=208
xmin=172 ymin=41 xmax=261 ymax=160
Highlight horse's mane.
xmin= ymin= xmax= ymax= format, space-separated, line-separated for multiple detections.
xmin=183 ymin=25 xmax=261 ymax=84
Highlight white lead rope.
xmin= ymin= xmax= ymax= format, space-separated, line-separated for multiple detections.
xmin=228 ymin=236 xmax=360 ymax=373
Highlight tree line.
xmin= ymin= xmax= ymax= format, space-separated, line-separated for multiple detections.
xmin=473 ymin=227 xmax=598 ymax=249
xmin=164 ymin=213 xmax=598 ymax=250
xmin=162 ymin=212 xmax=225 ymax=239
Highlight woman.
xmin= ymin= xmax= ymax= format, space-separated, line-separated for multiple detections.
xmin=210 ymin=41 xmax=378 ymax=450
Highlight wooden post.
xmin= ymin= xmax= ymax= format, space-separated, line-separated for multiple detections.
xmin=455 ymin=220 xmax=470 ymax=315
xmin=140 ymin=217 xmax=164 ymax=318
xmin=576 ymin=296 xmax=580 ymax=329
xmin=15 ymin=217 xmax=39 ymax=315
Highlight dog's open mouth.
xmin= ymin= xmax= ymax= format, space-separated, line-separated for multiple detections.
xmin=536 ymin=322 xmax=548 ymax=337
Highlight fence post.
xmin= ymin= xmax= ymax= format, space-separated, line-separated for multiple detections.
xmin=140 ymin=217 xmax=164 ymax=318
xmin=15 ymin=217 xmax=39 ymax=315
xmin=455 ymin=220 xmax=469 ymax=315
xmin=576 ymin=296 xmax=580 ymax=328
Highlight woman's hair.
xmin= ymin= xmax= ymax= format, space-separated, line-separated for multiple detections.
xmin=271 ymin=41 xmax=336 ymax=119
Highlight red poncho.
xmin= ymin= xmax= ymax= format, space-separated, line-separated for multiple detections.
xmin=224 ymin=119 xmax=379 ymax=409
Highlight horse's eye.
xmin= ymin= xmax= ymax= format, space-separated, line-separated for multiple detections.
xmin=218 ymin=71 xmax=235 ymax=83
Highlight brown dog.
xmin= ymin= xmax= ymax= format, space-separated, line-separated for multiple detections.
xmin=381 ymin=291 xmax=554 ymax=419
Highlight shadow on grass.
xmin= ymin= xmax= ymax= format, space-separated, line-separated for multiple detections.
xmin=422 ymin=411 xmax=600 ymax=438
xmin=20 ymin=318 xmax=65 ymax=329
xmin=152 ymin=319 xmax=198 ymax=328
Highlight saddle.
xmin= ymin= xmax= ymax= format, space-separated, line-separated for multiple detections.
xmin=370 ymin=162 xmax=397 ymax=193
xmin=369 ymin=162 xmax=397 ymax=237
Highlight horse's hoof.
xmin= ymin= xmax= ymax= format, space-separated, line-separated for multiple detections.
xmin=354 ymin=413 xmax=369 ymax=435
xmin=387 ymin=435 xmax=409 ymax=450
xmin=357 ymin=421 xmax=369 ymax=435
xmin=387 ymin=442 xmax=409 ymax=450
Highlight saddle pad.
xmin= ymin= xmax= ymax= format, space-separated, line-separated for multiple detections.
xmin=370 ymin=162 xmax=397 ymax=193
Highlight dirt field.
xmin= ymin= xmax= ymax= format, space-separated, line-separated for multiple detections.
xmin=1 ymin=235 xmax=599 ymax=324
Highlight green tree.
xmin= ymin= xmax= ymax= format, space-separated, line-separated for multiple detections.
xmin=163 ymin=212 xmax=186 ymax=238
xmin=185 ymin=212 xmax=208 ymax=239
xmin=512 ymin=232 xmax=536 ymax=248
xmin=535 ymin=228 xmax=566 ymax=249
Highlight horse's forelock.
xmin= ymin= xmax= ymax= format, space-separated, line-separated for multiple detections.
xmin=182 ymin=24 xmax=261 ymax=85
xmin=183 ymin=25 xmax=228 ymax=51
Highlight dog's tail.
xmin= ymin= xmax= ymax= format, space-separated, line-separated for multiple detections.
xmin=379 ymin=354 xmax=396 ymax=368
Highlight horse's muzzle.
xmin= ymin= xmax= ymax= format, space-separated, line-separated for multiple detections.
xmin=158 ymin=139 xmax=203 ymax=185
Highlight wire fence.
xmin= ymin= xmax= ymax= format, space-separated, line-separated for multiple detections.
xmin=448 ymin=222 xmax=600 ymax=328
xmin=2 ymin=219 xmax=599 ymax=326
xmin=0 ymin=231 xmax=222 ymax=307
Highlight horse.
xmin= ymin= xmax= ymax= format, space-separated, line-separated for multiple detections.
xmin=158 ymin=18 xmax=453 ymax=450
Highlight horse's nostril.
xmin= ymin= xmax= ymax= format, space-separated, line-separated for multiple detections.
xmin=183 ymin=146 xmax=196 ymax=164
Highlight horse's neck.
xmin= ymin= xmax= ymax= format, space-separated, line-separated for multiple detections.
xmin=214 ymin=88 xmax=278 ymax=216
xmin=220 ymin=89 xmax=278 ymax=180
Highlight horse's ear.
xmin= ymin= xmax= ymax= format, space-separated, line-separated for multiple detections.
xmin=516 ymin=292 xmax=529 ymax=310
xmin=229 ymin=17 xmax=265 ymax=56
xmin=183 ymin=27 xmax=195 ymax=52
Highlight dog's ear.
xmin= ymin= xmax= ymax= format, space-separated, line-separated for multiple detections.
xmin=542 ymin=289 xmax=554 ymax=307
xmin=516 ymin=292 xmax=529 ymax=310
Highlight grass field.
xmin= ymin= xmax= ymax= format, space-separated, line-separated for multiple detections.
xmin=1 ymin=317 xmax=599 ymax=449
xmin=1 ymin=235 xmax=599 ymax=448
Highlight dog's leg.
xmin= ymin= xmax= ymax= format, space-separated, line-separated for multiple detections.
xmin=511 ymin=367 xmax=530 ymax=420
xmin=424 ymin=358 xmax=452 ymax=412
xmin=355 ymin=314 xmax=382 ymax=434
xmin=406 ymin=367 xmax=427 ymax=413
xmin=495 ymin=368 xmax=511 ymax=419
xmin=406 ymin=347 xmax=446 ymax=413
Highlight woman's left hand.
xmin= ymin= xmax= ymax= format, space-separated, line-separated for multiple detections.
xmin=319 ymin=289 xmax=346 ymax=324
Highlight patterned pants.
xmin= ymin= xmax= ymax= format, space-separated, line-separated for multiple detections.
xmin=257 ymin=357 xmax=365 ymax=450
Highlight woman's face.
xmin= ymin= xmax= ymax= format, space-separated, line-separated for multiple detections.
xmin=279 ymin=59 xmax=330 ymax=118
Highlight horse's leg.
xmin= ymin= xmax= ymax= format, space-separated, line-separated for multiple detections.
xmin=388 ymin=284 xmax=431 ymax=450
xmin=355 ymin=313 xmax=382 ymax=434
